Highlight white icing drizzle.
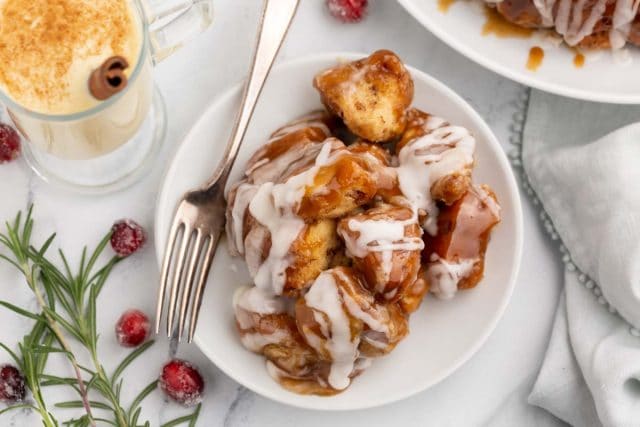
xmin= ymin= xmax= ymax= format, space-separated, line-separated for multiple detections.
xmin=233 ymin=286 xmax=286 ymax=317
xmin=269 ymin=113 xmax=330 ymax=141
xmin=230 ymin=183 xmax=258 ymax=255
xmin=489 ymin=0 xmax=639 ymax=49
xmin=354 ymin=357 xmax=373 ymax=371
xmin=474 ymin=185 xmax=502 ymax=219
xmin=265 ymin=360 xmax=287 ymax=383
xmin=339 ymin=209 xmax=424 ymax=287
xmin=233 ymin=286 xmax=291 ymax=352
xmin=333 ymin=269 xmax=389 ymax=334
xmin=248 ymin=182 xmax=306 ymax=295
xmin=384 ymin=287 xmax=399 ymax=300
xmin=338 ymin=62 xmax=373 ymax=96
xmin=427 ymin=254 xmax=478 ymax=300
xmin=566 ymin=0 xmax=608 ymax=46
xmin=248 ymin=142 xmax=344 ymax=295
xmin=240 ymin=330 xmax=290 ymax=353
xmin=533 ymin=0 xmax=556 ymax=26
xmin=397 ymin=115 xmax=475 ymax=235
xmin=304 ymin=271 xmax=358 ymax=390
xmin=611 ymin=0 xmax=640 ymax=48
xmin=522 ymin=0 xmax=638 ymax=48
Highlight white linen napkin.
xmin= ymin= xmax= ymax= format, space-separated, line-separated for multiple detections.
xmin=520 ymin=90 xmax=640 ymax=427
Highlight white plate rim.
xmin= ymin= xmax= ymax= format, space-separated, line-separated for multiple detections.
xmin=154 ymin=52 xmax=524 ymax=410
xmin=397 ymin=0 xmax=640 ymax=104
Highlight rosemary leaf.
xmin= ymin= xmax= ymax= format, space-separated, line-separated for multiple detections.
xmin=56 ymin=401 xmax=112 ymax=411
xmin=0 ymin=253 xmax=21 ymax=271
xmin=0 ymin=300 xmax=42 ymax=321
xmin=93 ymin=418 xmax=117 ymax=426
xmin=82 ymin=234 xmax=112 ymax=285
xmin=29 ymin=345 xmax=70 ymax=355
xmin=0 ymin=342 xmax=21 ymax=367
xmin=0 ymin=403 xmax=40 ymax=415
xmin=111 ymin=341 xmax=155 ymax=384
xmin=127 ymin=381 xmax=157 ymax=423
xmin=130 ymin=407 xmax=142 ymax=427
xmin=160 ymin=404 xmax=202 ymax=427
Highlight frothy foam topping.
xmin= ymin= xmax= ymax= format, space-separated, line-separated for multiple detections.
xmin=0 ymin=0 xmax=141 ymax=114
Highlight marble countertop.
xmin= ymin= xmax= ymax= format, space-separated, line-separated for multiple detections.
xmin=0 ymin=1 xmax=566 ymax=426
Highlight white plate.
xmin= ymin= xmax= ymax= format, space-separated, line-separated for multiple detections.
xmin=398 ymin=0 xmax=640 ymax=104
xmin=155 ymin=53 xmax=523 ymax=410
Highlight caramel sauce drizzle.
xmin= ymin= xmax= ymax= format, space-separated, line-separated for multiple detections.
xmin=438 ymin=0 xmax=456 ymax=13
xmin=573 ymin=52 xmax=585 ymax=68
xmin=527 ymin=46 xmax=545 ymax=71
xmin=482 ymin=6 xmax=534 ymax=38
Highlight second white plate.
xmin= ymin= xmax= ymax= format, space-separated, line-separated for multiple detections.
xmin=155 ymin=53 xmax=523 ymax=410
xmin=399 ymin=0 xmax=640 ymax=104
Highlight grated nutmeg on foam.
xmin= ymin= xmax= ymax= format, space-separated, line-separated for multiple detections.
xmin=0 ymin=0 xmax=139 ymax=113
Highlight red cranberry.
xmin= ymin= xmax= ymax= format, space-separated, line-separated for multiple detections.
xmin=115 ymin=309 xmax=150 ymax=347
xmin=326 ymin=0 xmax=368 ymax=23
xmin=159 ymin=359 xmax=204 ymax=406
xmin=0 ymin=364 xmax=26 ymax=403
xmin=0 ymin=123 xmax=21 ymax=164
xmin=110 ymin=219 xmax=146 ymax=257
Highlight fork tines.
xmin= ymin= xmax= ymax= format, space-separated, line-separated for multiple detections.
xmin=156 ymin=210 xmax=218 ymax=343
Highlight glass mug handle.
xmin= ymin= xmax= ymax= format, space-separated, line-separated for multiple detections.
xmin=141 ymin=0 xmax=214 ymax=63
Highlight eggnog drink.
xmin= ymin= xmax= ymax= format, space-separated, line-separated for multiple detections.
xmin=0 ymin=0 xmax=153 ymax=160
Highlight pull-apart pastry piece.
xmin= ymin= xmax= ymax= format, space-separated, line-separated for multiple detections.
xmin=292 ymin=142 xmax=382 ymax=221
xmin=242 ymin=215 xmax=340 ymax=297
xmin=396 ymin=108 xmax=476 ymax=235
xmin=337 ymin=202 xmax=423 ymax=301
xmin=244 ymin=111 xmax=333 ymax=185
xmin=295 ymin=267 xmax=409 ymax=391
xmin=226 ymin=113 xmax=335 ymax=256
xmin=228 ymin=139 xmax=379 ymax=296
xmin=233 ymin=287 xmax=339 ymax=396
xmin=423 ymin=185 xmax=501 ymax=299
xmin=397 ymin=276 xmax=429 ymax=314
xmin=489 ymin=0 xmax=640 ymax=49
xmin=313 ymin=50 xmax=414 ymax=143
xmin=233 ymin=286 xmax=298 ymax=353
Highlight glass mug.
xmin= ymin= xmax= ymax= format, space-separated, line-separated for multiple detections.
xmin=1 ymin=0 xmax=213 ymax=193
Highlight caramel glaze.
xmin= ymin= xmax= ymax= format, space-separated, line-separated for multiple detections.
xmin=438 ymin=0 xmax=456 ymax=13
xmin=527 ymin=46 xmax=545 ymax=71
xmin=297 ymin=154 xmax=379 ymax=221
xmin=337 ymin=203 xmax=422 ymax=302
xmin=482 ymin=5 xmax=534 ymax=39
xmin=423 ymin=186 xmax=500 ymax=290
xmin=295 ymin=142 xmax=402 ymax=221
xmin=574 ymin=52 xmax=585 ymax=68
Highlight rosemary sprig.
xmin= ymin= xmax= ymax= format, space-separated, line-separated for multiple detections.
xmin=0 ymin=208 xmax=93 ymax=425
xmin=0 ymin=208 xmax=202 ymax=427
xmin=0 ymin=313 xmax=59 ymax=427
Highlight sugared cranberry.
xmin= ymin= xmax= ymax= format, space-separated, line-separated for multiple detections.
xmin=159 ymin=359 xmax=204 ymax=406
xmin=110 ymin=219 xmax=146 ymax=257
xmin=115 ymin=309 xmax=150 ymax=347
xmin=326 ymin=0 xmax=368 ymax=23
xmin=0 ymin=123 xmax=21 ymax=164
xmin=0 ymin=365 xmax=26 ymax=403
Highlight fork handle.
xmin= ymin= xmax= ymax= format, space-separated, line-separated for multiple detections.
xmin=205 ymin=0 xmax=299 ymax=189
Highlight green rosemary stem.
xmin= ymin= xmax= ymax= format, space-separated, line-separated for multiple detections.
xmin=21 ymin=262 xmax=96 ymax=427
xmin=30 ymin=390 xmax=57 ymax=427
xmin=88 ymin=349 xmax=128 ymax=427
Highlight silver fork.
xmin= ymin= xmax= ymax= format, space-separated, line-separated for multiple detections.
xmin=156 ymin=0 xmax=300 ymax=342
